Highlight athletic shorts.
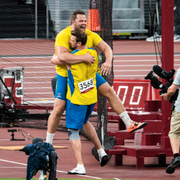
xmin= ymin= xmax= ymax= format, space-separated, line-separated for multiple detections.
xmin=55 ymin=73 xmax=106 ymax=101
xmin=55 ymin=73 xmax=67 ymax=101
xmin=66 ymin=99 xmax=96 ymax=129
xmin=168 ymin=109 xmax=180 ymax=139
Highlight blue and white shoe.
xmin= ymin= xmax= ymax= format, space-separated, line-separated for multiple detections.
xmin=174 ymin=34 xmax=180 ymax=42
xmin=146 ymin=32 xmax=161 ymax=42
xmin=68 ymin=166 xmax=86 ymax=175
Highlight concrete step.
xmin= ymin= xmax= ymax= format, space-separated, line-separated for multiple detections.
xmin=112 ymin=19 xmax=140 ymax=30
xmin=113 ymin=0 xmax=138 ymax=8
xmin=48 ymin=0 xmax=90 ymax=10
xmin=112 ymin=8 xmax=140 ymax=19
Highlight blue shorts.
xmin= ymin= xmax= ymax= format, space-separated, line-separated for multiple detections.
xmin=55 ymin=73 xmax=67 ymax=101
xmin=66 ymin=99 xmax=96 ymax=129
xmin=96 ymin=73 xmax=107 ymax=89
xmin=55 ymin=73 xmax=106 ymax=101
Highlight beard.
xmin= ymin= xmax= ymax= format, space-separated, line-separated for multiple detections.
xmin=70 ymin=44 xmax=77 ymax=50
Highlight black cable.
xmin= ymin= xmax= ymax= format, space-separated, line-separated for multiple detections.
xmin=18 ymin=129 xmax=34 ymax=141
xmin=148 ymin=0 xmax=162 ymax=65
xmin=162 ymin=114 xmax=171 ymax=133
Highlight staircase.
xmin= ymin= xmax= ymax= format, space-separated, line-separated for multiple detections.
xmin=112 ymin=0 xmax=148 ymax=37
xmin=106 ymin=100 xmax=173 ymax=169
xmin=0 ymin=0 xmax=55 ymax=39
xmin=46 ymin=0 xmax=90 ymax=34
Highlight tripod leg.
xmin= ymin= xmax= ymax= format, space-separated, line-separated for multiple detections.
xmin=49 ymin=151 xmax=58 ymax=180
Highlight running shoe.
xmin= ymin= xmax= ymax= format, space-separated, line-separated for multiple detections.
xmin=99 ymin=154 xmax=110 ymax=166
xmin=68 ymin=166 xmax=86 ymax=175
xmin=146 ymin=32 xmax=161 ymax=42
xmin=126 ymin=121 xmax=148 ymax=133
xmin=174 ymin=34 xmax=180 ymax=42
xmin=166 ymin=156 xmax=180 ymax=174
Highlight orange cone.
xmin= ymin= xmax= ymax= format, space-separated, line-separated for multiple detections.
xmin=87 ymin=0 xmax=101 ymax=31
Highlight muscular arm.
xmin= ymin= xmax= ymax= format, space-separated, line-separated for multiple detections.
xmin=56 ymin=46 xmax=95 ymax=65
xmin=96 ymin=40 xmax=113 ymax=75
xmin=51 ymin=54 xmax=63 ymax=65
xmin=161 ymin=84 xmax=179 ymax=101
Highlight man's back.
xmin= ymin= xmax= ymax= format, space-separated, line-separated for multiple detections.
xmin=67 ymin=47 xmax=98 ymax=105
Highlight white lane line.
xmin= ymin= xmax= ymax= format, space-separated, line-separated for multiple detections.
xmin=25 ymin=77 xmax=53 ymax=79
xmin=24 ymin=92 xmax=52 ymax=95
xmin=0 ymin=159 xmax=102 ymax=179
xmin=25 ymin=71 xmax=55 ymax=73
xmin=0 ymin=56 xmax=52 ymax=59
xmin=0 ymin=61 xmax=51 ymax=64
xmin=0 ymin=159 xmax=27 ymax=166
xmin=1 ymin=53 xmax=180 ymax=58
xmin=25 ymin=100 xmax=54 ymax=104
xmin=56 ymin=170 xmax=102 ymax=179
xmin=0 ymin=167 xmax=26 ymax=168
xmin=23 ymin=87 xmax=52 ymax=89
xmin=113 ymin=54 xmax=180 ymax=57
xmin=113 ymin=69 xmax=153 ymax=72
xmin=113 ymin=59 xmax=180 ymax=62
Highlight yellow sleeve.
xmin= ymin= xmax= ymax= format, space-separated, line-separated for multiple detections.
xmin=91 ymin=31 xmax=102 ymax=46
xmin=54 ymin=27 xmax=72 ymax=58
xmin=85 ymin=29 xmax=102 ymax=47
xmin=55 ymin=31 xmax=69 ymax=49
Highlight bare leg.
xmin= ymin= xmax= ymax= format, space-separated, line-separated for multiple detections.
xmin=83 ymin=121 xmax=108 ymax=166
xmin=47 ymin=98 xmax=66 ymax=133
xmin=83 ymin=121 xmax=102 ymax=149
xmin=170 ymin=138 xmax=180 ymax=154
xmin=98 ymin=82 xmax=125 ymax=114
xmin=97 ymin=82 xmax=147 ymax=132
xmin=70 ymin=139 xmax=83 ymax=165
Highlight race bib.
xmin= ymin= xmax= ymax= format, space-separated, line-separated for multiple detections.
xmin=78 ymin=78 xmax=94 ymax=93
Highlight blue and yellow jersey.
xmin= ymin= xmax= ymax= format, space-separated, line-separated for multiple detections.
xmin=54 ymin=26 xmax=102 ymax=77
xmin=67 ymin=48 xmax=98 ymax=105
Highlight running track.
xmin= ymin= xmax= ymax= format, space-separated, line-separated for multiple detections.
xmin=0 ymin=40 xmax=180 ymax=179
xmin=1 ymin=39 xmax=180 ymax=104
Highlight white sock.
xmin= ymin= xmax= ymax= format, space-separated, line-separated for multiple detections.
xmin=77 ymin=164 xmax=84 ymax=169
xmin=119 ymin=111 xmax=131 ymax=127
xmin=46 ymin=132 xmax=55 ymax=144
xmin=97 ymin=148 xmax=107 ymax=157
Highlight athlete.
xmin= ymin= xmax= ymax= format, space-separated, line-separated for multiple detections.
xmin=66 ymin=29 xmax=104 ymax=175
xmin=46 ymin=10 xmax=148 ymax=159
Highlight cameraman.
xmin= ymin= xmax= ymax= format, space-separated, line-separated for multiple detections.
xmin=161 ymin=68 xmax=180 ymax=174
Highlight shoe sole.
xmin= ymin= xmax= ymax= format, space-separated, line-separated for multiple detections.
xmin=166 ymin=159 xmax=180 ymax=174
xmin=129 ymin=122 xmax=148 ymax=133
xmin=68 ymin=171 xmax=85 ymax=175
xmin=100 ymin=155 xmax=110 ymax=167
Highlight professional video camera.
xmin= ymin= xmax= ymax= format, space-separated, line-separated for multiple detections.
xmin=145 ymin=65 xmax=178 ymax=103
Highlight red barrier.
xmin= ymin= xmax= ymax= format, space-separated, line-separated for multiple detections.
xmin=112 ymin=79 xmax=161 ymax=110
xmin=95 ymin=79 xmax=161 ymax=111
